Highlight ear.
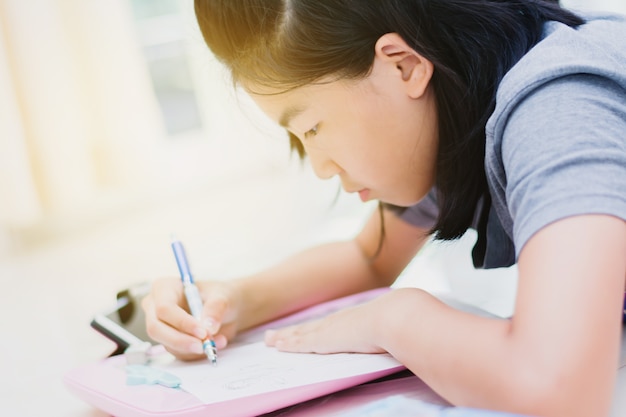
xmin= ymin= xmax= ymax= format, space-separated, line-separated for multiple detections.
xmin=374 ymin=33 xmax=434 ymax=99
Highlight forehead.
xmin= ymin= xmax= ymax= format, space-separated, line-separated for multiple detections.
xmin=244 ymin=79 xmax=363 ymax=128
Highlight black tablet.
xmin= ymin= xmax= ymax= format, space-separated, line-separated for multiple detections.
xmin=91 ymin=282 xmax=155 ymax=355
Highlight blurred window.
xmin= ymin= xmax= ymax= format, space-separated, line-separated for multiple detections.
xmin=129 ymin=0 xmax=202 ymax=136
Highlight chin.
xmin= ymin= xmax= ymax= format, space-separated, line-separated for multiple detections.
xmin=380 ymin=193 xmax=428 ymax=208
xmin=378 ymin=197 xmax=413 ymax=208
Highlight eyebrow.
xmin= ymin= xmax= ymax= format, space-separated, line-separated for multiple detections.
xmin=279 ymin=104 xmax=307 ymax=129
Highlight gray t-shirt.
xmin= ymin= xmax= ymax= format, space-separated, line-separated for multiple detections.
xmin=399 ymin=12 xmax=626 ymax=269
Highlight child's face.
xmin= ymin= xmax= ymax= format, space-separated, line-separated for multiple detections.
xmin=247 ymin=59 xmax=439 ymax=207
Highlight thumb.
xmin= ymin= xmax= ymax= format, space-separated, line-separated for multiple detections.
xmin=201 ymin=290 xmax=230 ymax=335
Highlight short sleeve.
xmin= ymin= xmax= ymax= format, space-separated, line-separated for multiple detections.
xmin=501 ymin=73 xmax=626 ymax=255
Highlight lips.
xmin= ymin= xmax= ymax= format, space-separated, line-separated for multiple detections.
xmin=358 ymin=189 xmax=370 ymax=202
xmin=342 ymin=182 xmax=372 ymax=202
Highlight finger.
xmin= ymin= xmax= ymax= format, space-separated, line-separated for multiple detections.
xmin=143 ymin=295 xmax=207 ymax=357
xmin=200 ymin=287 xmax=232 ymax=335
xmin=213 ymin=334 xmax=229 ymax=350
xmin=264 ymin=323 xmax=322 ymax=353
xmin=264 ymin=329 xmax=279 ymax=346
xmin=263 ymin=327 xmax=297 ymax=346
xmin=157 ymin=330 xmax=212 ymax=362
xmin=150 ymin=279 xmax=208 ymax=340
xmin=165 ymin=332 xmax=230 ymax=361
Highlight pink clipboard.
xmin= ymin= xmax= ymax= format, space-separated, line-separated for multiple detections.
xmin=64 ymin=288 xmax=406 ymax=417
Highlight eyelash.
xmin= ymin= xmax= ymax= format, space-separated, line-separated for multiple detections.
xmin=303 ymin=124 xmax=319 ymax=140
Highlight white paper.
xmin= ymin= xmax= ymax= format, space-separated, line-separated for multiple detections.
xmin=156 ymin=341 xmax=402 ymax=404
xmin=151 ymin=289 xmax=404 ymax=405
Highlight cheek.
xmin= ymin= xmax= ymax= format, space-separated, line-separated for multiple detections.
xmin=333 ymin=95 xmax=433 ymax=167
xmin=334 ymin=113 xmax=411 ymax=168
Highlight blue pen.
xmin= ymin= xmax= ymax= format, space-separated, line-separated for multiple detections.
xmin=171 ymin=238 xmax=218 ymax=366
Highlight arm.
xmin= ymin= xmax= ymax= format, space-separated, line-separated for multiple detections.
xmin=381 ymin=214 xmax=626 ymax=417
xmin=269 ymin=214 xmax=625 ymax=415
xmin=233 ymin=205 xmax=430 ymax=331
xmin=143 ymin=205 xmax=429 ymax=359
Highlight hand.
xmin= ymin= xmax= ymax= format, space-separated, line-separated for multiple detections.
xmin=142 ymin=277 xmax=241 ymax=361
xmin=264 ymin=294 xmax=389 ymax=355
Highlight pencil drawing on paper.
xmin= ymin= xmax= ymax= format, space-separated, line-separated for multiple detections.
xmin=223 ymin=363 xmax=293 ymax=390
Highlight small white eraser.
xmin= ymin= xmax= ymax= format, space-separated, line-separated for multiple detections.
xmin=124 ymin=342 xmax=152 ymax=365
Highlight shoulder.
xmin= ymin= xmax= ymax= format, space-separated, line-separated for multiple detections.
xmin=488 ymin=12 xmax=626 ymax=141
xmin=484 ymin=13 xmax=626 ymax=257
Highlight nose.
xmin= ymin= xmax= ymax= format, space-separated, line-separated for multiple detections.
xmin=306 ymin=146 xmax=341 ymax=180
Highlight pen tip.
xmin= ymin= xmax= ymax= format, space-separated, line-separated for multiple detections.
xmin=203 ymin=340 xmax=218 ymax=366
xmin=170 ymin=233 xmax=178 ymax=242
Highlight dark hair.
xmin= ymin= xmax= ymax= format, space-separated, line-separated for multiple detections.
xmin=194 ymin=0 xmax=583 ymax=240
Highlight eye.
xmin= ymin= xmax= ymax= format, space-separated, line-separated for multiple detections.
xmin=303 ymin=124 xmax=319 ymax=140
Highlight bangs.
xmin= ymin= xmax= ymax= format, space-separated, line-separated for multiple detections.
xmin=196 ymin=0 xmax=375 ymax=92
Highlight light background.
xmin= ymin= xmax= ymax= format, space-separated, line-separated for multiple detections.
xmin=0 ymin=1 xmax=623 ymax=416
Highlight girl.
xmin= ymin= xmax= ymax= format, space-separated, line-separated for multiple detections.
xmin=142 ymin=1 xmax=626 ymax=416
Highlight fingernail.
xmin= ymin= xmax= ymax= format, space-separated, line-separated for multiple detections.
xmin=265 ymin=330 xmax=276 ymax=340
xmin=193 ymin=326 xmax=207 ymax=339
xmin=189 ymin=342 xmax=204 ymax=354
xmin=203 ymin=318 xmax=218 ymax=335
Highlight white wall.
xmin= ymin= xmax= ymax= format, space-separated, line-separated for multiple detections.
xmin=563 ymin=0 xmax=626 ymax=13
